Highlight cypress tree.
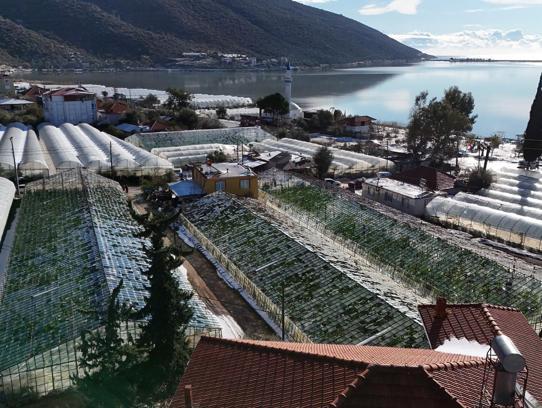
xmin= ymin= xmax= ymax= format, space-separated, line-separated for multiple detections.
xmin=134 ymin=211 xmax=194 ymax=402
xmin=524 ymin=74 xmax=542 ymax=163
xmin=75 ymin=279 xmax=139 ymax=407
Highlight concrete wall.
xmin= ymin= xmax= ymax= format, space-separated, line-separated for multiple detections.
xmin=362 ymin=184 xmax=432 ymax=217
xmin=44 ymin=96 xmax=97 ymax=125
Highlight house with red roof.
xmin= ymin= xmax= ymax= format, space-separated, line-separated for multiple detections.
xmin=171 ymin=299 xmax=541 ymax=408
xmin=392 ymin=166 xmax=456 ymax=192
xmin=419 ymin=298 xmax=542 ymax=406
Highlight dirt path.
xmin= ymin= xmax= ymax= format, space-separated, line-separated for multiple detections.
xmin=184 ymin=249 xmax=277 ymax=340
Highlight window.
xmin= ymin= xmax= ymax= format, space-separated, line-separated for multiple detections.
xmin=240 ymin=179 xmax=250 ymax=190
xmin=215 ymin=181 xmax=225 ymax=191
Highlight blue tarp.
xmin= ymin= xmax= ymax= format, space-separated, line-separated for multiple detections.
xmin=169 ymin=180 xmax=205 ymax=197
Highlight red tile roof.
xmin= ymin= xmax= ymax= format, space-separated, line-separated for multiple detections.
xmin=171 ymin=337 xmax=489 ymax=408
xmin=392 ymin=166 xmax=456 ymax=191
xmin=419 ymin=301 xmax=542 ymax=402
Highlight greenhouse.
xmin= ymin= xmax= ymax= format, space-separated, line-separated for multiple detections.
xmin=126 ymin=127 xmax=273 ymax=151
xmin=0 ymin=123 xmax=28 ymax=171
xmin=0 ymin=170 xmax=150 ymax=394
xmin=182 ymin=193 xmax=426 ymax=348
xmin=454 ymin=192 xmax=542 ymax=220
xmin=252 ymin=138 xmax=393 ymax=175
xmin=38 ymin=123 xmax=83 ymax=170
xmin=151 ymin=143 xmax=239 ymax=167
xmin=260 ymin=172 xmax=542 ymax=321
xmin=19 ymin=130 xmax=49 ymax=176
xmin=0 ymin=177 xmax=15 ymax=242
xmin=190 ymin=94 xmax=252 ymax=109
xmin=426 ymin=197 xmax=542 ymax=252
xmin=37 ymin=123 xmax=173 ymax=176
xmin=0 ymin=169 xmax=222 ymax=395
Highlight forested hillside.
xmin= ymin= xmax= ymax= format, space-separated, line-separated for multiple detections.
xmin=0 ymin=0 xmax=424 ymax=68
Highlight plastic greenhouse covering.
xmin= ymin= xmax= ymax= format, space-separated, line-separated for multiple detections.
xmin=454 ymin=192 xmax=542 ymax=220
xmin=183 ymin=193 xmax=426 ymax=347
xmin=253 ymin=138 xmax=393 ymax=174
xmin=126 ymin=127 xmax=273 ymax=151
xmin=39 ymin=123 xmax=83 ymax=170
xmin=426 ymin=197 xmax=542 ymax=252
xmin=37 ymin=123 xmax=173 ymax=176
xmin=151 ymin=143 xmax=239 ymax=167
xmin=0 ymin=177 xmax=15 ymax=242
xmin=19 ymin=130 xmax=49 ymax=175
xmin=0 ymin=123 xmax=28 ymax=171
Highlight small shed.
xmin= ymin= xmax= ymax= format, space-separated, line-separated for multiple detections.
xmin=362 ymin=177 xmax=435 ymax=216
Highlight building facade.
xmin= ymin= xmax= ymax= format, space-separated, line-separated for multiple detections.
xmin=43 ymin=87 xmax=97 ymax=125
xmin=192 ymin=162 xmax=258 ymax=198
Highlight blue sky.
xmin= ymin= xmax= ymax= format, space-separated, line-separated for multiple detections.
xmin=295 ymin=0 xmax=542 ymax=59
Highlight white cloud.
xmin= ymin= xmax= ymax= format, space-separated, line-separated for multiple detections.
xmin=391 ymin=29 xmax=542 ymax=59
xmin=359 ymin=0 xmax=421 ymax=15
xmin=483 ymin=0 xmax=542 ymax=4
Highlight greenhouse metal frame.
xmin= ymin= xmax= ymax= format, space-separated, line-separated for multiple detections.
xmin=259 ymin=172 xmax=542 ymax=322
xmin=0 ymin=169 xmax=220 ymax=395
xmin=182 ymin=193 xmax=426 ymax=348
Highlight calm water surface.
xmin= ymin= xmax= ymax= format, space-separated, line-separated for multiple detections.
xmin=19 ymin=61 xmax=542 ymax=137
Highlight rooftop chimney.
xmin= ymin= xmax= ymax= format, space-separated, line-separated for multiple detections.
xmin=184 ymin=385 xmax=193 ymax=408
xmin=435 ymin=297 xmax=447 ymax=320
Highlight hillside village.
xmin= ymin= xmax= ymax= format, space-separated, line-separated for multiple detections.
xmin=1 ymin=60 xmax=542 ymax=408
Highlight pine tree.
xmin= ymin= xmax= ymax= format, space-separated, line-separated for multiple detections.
xmin=524 ymin=74 xmax=542 ymax=163
xmin=134 ymin=210 xmax=194 ymax=402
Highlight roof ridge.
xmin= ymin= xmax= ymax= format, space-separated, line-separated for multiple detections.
xmin=418 ymin=302 xmax=485 ymax=309
xmin=198 ymin=337 xmax=366 ymax=368
xmin=480 ymin=305 xmax=503 ymax=336
xmin=423 ymin=359 xmax=486 ymax=373
xmin=483 ymin=303 xmax=521 ymax=312
xmin=329 ymin=367 xmax=370 ymax=408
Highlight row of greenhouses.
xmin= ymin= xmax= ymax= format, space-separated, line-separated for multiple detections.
xmin=0 ymin=178 xmax=15 ymax=243
xmin=38 ymin=123 xmax=173 ymax=175
xmin=151 ymin=143 xmax=240 ymax=167
xmin=182 ymin=193 xmax=426 ymax=347
xmin=252 ymin=138 xmax=393 ymax=175
xmin=260 ymin=173 xmax=542 ymax=320
xmin=126 ymin=127 xmax=273 ymax=151
xmin=0 ymin=123 xmax=49 ymax=176
xmin=426 ymin=170 xmax=542 ymax=252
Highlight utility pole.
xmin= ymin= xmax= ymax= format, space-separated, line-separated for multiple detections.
xmin=10 ymin=137 xmax=20 ymax=196
xmin=281 ymin=281 xmax=285 ymax=341
xmin=109 ymin=141 xmax=114 ymax=176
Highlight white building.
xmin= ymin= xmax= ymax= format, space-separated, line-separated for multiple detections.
xmin=362 ymin=177 xmax=435 ymax=216
xmin=42 ymin=87 xmax=97 ymax=125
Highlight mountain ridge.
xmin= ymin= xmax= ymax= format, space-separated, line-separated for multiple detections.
xmin=0 ymin=0 xmax=424 ymax=68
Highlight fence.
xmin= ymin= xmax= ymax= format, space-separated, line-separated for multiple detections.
xmin=180 ymin=214 xmax=311 ymax=344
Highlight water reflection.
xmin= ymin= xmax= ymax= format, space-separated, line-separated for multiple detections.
xmin=19 ymin=61 xmax=542 ymax=136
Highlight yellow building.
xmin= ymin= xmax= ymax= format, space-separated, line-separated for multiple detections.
xmin=192 ymin=162 xmax=259 ymax=198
